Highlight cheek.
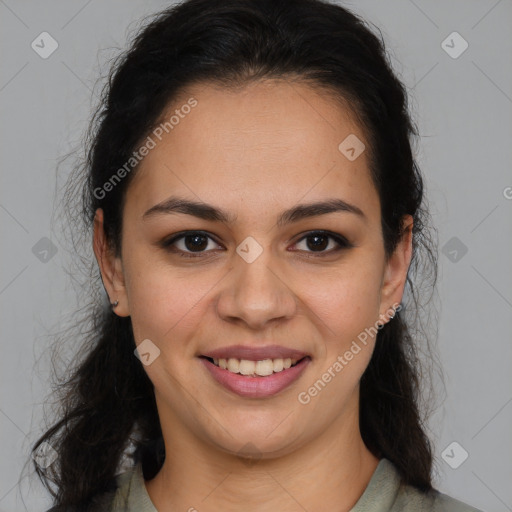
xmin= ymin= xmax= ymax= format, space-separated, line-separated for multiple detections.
xmin=294 ymin=266 xmax=382 ymax=412
xmin=301 ymin=262 xmax=383 ymax=339
xmin=123 ymin=250 xmax=224 ymax=349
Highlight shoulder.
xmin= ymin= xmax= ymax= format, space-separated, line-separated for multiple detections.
xmin=45 ymin=485 xmax=119 ymax=512
xmin=353 ymin=458 xmax=483 ymax=512
xmin=45 ymin=470 xmax=131 ymax=512
xmin=395 ymin=478 xmax=483 ymax=512
xmin=109 ymin=463 xmax=157 ymax=512
xmin=109 ymin=467 xmax=137 ymax=511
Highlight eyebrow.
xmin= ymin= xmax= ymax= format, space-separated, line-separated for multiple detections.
xmin=142 ymin=196 xmax=366 ymax=227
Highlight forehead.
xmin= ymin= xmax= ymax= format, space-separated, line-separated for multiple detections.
xmin=125 ymin=79 xmax=379 ymax=222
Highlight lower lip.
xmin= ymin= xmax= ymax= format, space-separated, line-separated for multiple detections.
xmin=200 ymin=357 xmax=311 ymax=398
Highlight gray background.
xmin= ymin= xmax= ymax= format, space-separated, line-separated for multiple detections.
xmin=1 ymin=1 xmax=511 ymax=511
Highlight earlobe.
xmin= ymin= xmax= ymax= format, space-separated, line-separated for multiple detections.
xmin=93 ymin=208 xmax=129 ymax=316
xmin=378 ymin=215 xmax=413 ymax=324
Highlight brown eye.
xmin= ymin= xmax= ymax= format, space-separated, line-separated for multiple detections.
xmin=161 ymin=229 xmax=352 ymax=259
xmin=161 ymin=231 xmax=223 ymax=258
xmin=292 ymin=231 xmax=352 ymax=256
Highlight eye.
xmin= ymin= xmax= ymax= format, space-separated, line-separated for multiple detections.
xmin=161 ymin=230 xmax=352 ymax=259
xmin=291 ymin=230 xmax=352 ymax=256
xmin=161 ymin=231 xmax=223 ymax=258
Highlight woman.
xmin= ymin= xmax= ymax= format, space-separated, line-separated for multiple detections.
xmin=33 ymin=0 xmax=482 ymax=510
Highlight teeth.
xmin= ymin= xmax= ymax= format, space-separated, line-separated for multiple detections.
xmin=211 ymin=357 xmax=300 ymax=376
xmin=255 ymin=360 xmax=274 ymax=376
xmin=227 ymin=358 xmax=239 ymax=373
xmin=239 ymin=359 xmax=255 ymax=376
xmin=273 ymin=358 xmax=284 ymax=372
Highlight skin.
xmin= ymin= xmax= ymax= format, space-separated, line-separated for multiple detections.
xmin=93 ymin=79 xmax=413 ymax=512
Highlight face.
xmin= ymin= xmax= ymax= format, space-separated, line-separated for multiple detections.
xmin=94 ymin=79 xmax=412 ymax=460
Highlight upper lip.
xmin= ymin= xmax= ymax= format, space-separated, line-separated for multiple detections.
xmin=201 ymin=344 xmax=310 ymax=361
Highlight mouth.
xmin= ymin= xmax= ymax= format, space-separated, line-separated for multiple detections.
xmin=199 ymin=350 xmax=311 ymax=398
xmin=200 ymin=356 xmax=307 ymax=377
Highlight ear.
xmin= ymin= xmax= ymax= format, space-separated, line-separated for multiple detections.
xmin=93 ymin=208 xmax=130 ymax=317
xmin=378 ymin=214 xmax=413 ymax=324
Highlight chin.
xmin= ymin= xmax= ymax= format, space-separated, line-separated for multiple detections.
xmin=199 ymin=411 xmax=309 ymax=461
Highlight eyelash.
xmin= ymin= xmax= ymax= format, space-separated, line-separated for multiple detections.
xmin=160 ymin=230 xmax=353 ymax=259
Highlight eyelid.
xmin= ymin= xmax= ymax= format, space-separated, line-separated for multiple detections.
xmin=160 ymin=230 xmax=224 ymax=257
xmin=291 ymin=230 xmax=353 ymax=253
xmin=160 ymin=229 xmax=353 ymax=258
xmin=293 ymin=229 xmax=351 ymax=243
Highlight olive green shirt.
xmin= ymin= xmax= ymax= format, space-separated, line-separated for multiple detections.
xmin=109 ymin=458 xmax=482 ymax=511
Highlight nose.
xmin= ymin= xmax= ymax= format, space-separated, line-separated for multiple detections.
xmin=215 ymin=245 xmax=297 ymax=330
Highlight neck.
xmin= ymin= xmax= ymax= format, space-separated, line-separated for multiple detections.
xmin=145 ymin=405 xmax=380 ymax=512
